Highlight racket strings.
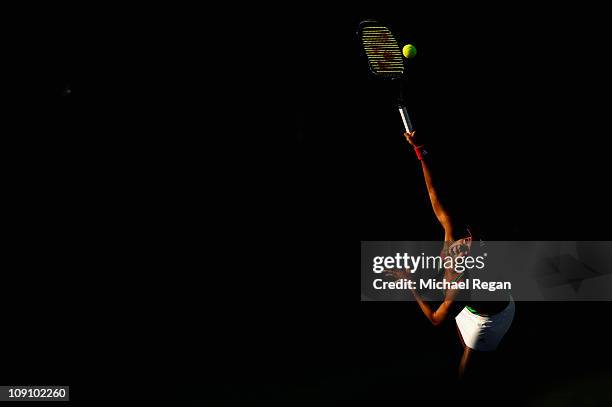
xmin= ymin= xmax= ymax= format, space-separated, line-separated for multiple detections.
xmin=360 ymin=26 xmax=404 ymax=75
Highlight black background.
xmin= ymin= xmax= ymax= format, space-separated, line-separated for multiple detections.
xmin=4 ymin=3 xmax=612 ymax=405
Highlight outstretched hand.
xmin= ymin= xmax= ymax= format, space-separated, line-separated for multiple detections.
xmin=403 ymin=130 xmax=420 ymax=147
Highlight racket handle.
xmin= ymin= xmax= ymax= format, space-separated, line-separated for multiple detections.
xmin=398 ymin=105 xmax=413 ymax=133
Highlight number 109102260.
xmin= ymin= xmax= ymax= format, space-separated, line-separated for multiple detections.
xmin=8 ymin=387 xmax=67 ymax=399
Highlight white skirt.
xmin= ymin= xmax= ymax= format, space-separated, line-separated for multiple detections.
xmin=455 ymin=297 xmax=515 ymax=351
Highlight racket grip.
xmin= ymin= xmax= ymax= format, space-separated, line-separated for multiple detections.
xmin=398 ymin=106 xmax=413 ymax=133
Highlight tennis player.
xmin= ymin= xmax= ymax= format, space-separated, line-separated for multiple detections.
xmin=386 ymin=130 xmax=515 ymax=379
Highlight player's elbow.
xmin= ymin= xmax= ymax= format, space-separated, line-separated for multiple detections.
xmin=430 ymin=310 xmax=448 ymax=327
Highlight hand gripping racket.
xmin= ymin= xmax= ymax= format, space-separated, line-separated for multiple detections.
xmin=357 ymin=20 xmax=413 ymax=132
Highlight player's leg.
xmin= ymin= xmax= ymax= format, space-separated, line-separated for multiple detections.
xmin=456 ymin=322 xmax=470 ymax=379
xmin=458 ymin=346 xmax=471 ymax=379
xmin=459 ymin=347 xmax=498 ymax=380
xmin=456 ymin=322 xmax=466 ymax=349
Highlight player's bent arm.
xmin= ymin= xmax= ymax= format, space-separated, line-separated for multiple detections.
xmin=411 ymin=290 xmax=454 ymax=327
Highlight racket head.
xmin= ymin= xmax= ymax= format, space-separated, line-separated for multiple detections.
xmin=357 ymin=20 xmax=404 ymax=79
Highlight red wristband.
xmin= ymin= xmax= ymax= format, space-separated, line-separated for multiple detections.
xmin=414 ymin=145 xmax=427 ymax=160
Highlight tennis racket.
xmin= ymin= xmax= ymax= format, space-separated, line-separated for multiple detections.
xmin=357 ymin=20 xmax=413 ymax=133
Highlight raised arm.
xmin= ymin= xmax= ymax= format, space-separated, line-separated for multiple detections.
xmin=404 ymin=131 xmax=455 ymax=241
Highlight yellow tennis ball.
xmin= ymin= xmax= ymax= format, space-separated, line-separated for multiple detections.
xmin=402 ymin=44 xmax=417 ymax=59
